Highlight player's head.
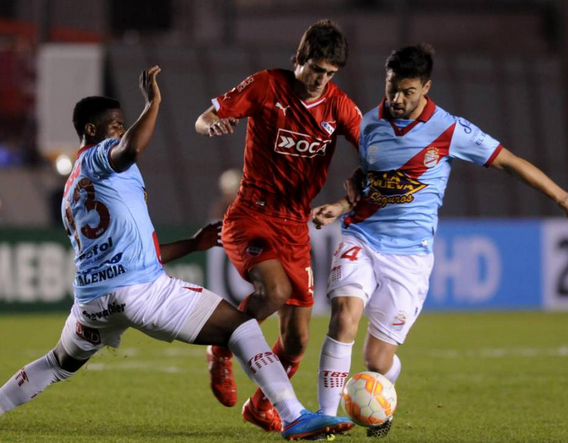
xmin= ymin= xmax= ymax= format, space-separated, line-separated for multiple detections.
xmin=73 ymin=96 xmax=125 ymax=143
xmin=384 ymin=44 xmax=434 ymax=119
xmin=293 ymin=20 xmax=348 ymax=100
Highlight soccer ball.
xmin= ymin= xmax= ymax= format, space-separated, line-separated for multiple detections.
xmin=340 ymin=371 xmax=397 ymax=427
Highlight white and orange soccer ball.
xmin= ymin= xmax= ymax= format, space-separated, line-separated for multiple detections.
xmin=340 ymin=371 xmax=397 ymax=427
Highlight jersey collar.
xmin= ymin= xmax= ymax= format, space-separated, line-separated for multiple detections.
xmin=76 ymin=144 xmax=96 ymax=159
xmin=378 ymin=97 xmax=436 ymax=136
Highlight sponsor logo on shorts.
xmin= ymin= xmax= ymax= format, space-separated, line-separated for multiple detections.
xmin=391 ymin=311 xmax=407 ymax=331
xmin=424 ymin=147 xmax=440 ymax=168
xmin=274 ymin=128 xmax=331 ymax=158
xmin=246 ymin=245 xmax=264 ymax=256
xmin=75 ymin=321 xmax=101 ymax=345
xmin=367 ymin=170 xmax=427 ymax=208
xmin=82 ymin=302 xmax=126 ymax=321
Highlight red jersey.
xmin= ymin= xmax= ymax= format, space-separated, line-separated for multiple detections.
xmin=214 ymin=69 xmax=361 ymax=222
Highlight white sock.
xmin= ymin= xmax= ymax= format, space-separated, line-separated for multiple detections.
xmin=0 ymin=351 xmax=73 ymax=415
xmin=228 ymin=319 xmax=303 ymax=424
xmin=318 ymin=335 xmax=354 ymax=416
xmin=383 ymin=354 xmax=401 ymax=384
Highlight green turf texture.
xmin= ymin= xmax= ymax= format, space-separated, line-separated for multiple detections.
xmin=0 ymin=312 xmax=567 ymax=442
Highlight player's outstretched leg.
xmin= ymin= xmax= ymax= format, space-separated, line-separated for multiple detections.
xmin=206 ymin=345 xmax=236 ymax=407
xmin=0 ymin=348 xmax=78 ymax=416
xmin=242 ymin=336 xmax=302 ymax=432
xmin=225 ymin=319 xmax=354 ymax=440
xmin=204 ymin=294 xmax=255 ymax=407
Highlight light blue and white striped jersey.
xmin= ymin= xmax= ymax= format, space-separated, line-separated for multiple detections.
xmin=61 ymin=139 xmax=164 ymax=303
xmin=343 ymin=98 xmax=502 ymax=255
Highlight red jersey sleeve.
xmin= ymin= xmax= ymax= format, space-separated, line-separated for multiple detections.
xmin=213 ymin=71 xmax=270 ymax=119
xmin=336 ymin=95 xmax=362 ymax=150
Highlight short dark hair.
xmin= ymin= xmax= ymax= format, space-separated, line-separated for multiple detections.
xmin=385 ymin=44 xmax=435 ymax=83
xmin=72 ymin=96 xmax=121 ymax=139
xmin=292 ymin=20 xmax=349 ymax=68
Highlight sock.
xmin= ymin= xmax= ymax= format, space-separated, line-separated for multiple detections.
xmin=228 ymin=319 xmax=303 ymax=424
xmin=383 ymin=354 xmax=401 ymax=384
xmin=250 ymin=336 xmax=302 ymax=411
xmin=0 ymin=351 xmax=73 ymax=415
xmin=318 ymin=335 xmax=354 ymax=416
xmin=209 ymin=294 xmax=254 ymax=360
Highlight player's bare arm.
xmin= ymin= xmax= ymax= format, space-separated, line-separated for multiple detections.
xmin=159 ymin=221 xmax=222 ymax=264
xmin=195 ymin=105 xmax=239 ymax=137
xmin=490 ymin=147 xmax=568 ymax=217
xmin=111 ymin=66 xmax=162 ymax=172
xmin=311 ymin=198 xmax=352 ymax=229
xmin=344 ymin=167 xmax=365 ymax=205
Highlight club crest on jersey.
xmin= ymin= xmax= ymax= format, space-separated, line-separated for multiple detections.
xmin=391 ymin=311 xmax=407 ymax=331
xmin=321 ymin=121 xmax=336 ymax=135
xmin=424 ymin=146 xmax=440 ymax=168
xmin=367 ymin=170 xmax=427 ymax=208
xmin=274 ymin=128 xmax=330 ymax=158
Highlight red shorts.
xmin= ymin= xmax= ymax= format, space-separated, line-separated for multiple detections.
xmin=222 ymin=203 xmax=314 ymax=307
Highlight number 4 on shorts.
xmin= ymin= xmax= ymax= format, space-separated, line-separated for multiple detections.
xmin=340 ymin=246 xmax=361 ymax=262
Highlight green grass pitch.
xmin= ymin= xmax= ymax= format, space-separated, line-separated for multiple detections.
xmin=0 ymin=312 xmax=567 ymax=442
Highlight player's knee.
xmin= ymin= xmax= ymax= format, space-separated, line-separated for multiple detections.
xmin=280 ymin=330 xmax=309 ymax=356
xmin=255 ymin=279 xmax=292 ymax=314
xmin=330 ymin=309 xmax=360 ymax=341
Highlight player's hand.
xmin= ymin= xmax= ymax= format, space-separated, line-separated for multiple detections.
xmin=208 ymin=117 xmax=239 ymax=137
xmin=311 ymin=204 xmax=344 ymax=229
xmin=345 ymin=167 xmax=364 ymax=205
xmin=139 ymin=66 xmax=162 ymax=105
xmin=191 ymin=221 xmax=223 ymax=251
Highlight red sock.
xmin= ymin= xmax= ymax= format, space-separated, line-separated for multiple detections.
xmin=250 ymin=337 xmax=303 ymax=411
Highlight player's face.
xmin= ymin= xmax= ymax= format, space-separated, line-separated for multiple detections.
xmin=294 ymin=59 xmax=339 ymax=100
xmin=385 ymin=71 xmax=431 ymax=119
xmin=98 ymin=109 xmax=126 ymax=140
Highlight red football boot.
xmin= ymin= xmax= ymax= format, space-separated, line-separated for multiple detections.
xmin=206 ymin=345 xmax=237 ymax=407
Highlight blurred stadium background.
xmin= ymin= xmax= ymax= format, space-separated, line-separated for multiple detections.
xmin=0 ymin=0 xmax=568 ymax=314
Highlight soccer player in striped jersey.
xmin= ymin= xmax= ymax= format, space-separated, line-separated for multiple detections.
xmin=195 ymin=20 xmax=361 ymax=432
xmin=312 ymin=44 xmax=568 ymax=438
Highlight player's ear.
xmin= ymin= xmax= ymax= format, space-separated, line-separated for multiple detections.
xmin=85 ymin=123 xmax=96 ymax=137
xmin=422 ymin=79 xmax=432 ymax=95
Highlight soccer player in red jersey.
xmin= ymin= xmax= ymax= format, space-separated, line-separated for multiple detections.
xmin=195 ymin=20 xmax=361 ymax=432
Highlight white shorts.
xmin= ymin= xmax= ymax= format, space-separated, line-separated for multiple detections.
xmin=60 ymin=273 xmax=223 ymax=360
xmin=327 ymin=236 xmax=434 ymax=346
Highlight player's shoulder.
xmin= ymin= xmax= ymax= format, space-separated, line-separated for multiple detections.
xmin=325 ymin=81 xmax=353 ymax=103
xmin=263 ymin=68 xmax=295 ymax=85
xmin=361 ymin=106 xmax=380 ymax=128
xmin=79 ymin=138 xmax=120 ymax=173
xmin=429 ymin=102 xmax=458 ymax=124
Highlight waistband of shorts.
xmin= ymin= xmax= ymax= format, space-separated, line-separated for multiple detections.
xmin=234 ymin=185 xmax=310 ymax=223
